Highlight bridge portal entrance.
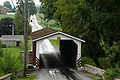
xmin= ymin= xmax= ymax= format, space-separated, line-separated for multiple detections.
xmin=60 ymin=40 xmax=77 ymax=68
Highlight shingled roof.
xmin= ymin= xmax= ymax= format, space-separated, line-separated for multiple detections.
xmin=30 ymin=28 xmax=58 ymax=40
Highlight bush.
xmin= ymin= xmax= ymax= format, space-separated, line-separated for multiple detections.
xmin=20 ymin=41 xmax=24 ymax=50
xmin=20 ymin=41 xmax=32 ymax=51
xmin=0 ymin=49 xmax=23 ymax=74
xmin=104 ymin=68 xmax=120 ymax=80
xmin=0 ymin=44 xmax=7 ymax=48
xmin=81 ymin=57 xmax=96 ymax=66
xmin=98 ymin=58 xmax=111 ymax=69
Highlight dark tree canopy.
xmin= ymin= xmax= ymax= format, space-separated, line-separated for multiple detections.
xmin=39 ymin=0 xmax=57 ymax=20
xmin=4 ymin=1 xmax=12 ymax=9
xmin=14 ymin=14 xmax=31 ymax=35
xmin=40 ymin=0 xmax=120 ymax=68
xmin=0 ymin=18 xmax=13 ymax=37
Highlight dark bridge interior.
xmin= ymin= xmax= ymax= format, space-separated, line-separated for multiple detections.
xmin=60 ymin=40 xmax=77 ymax=68
xmin=39 ymin=40 xmax=78 ymax=68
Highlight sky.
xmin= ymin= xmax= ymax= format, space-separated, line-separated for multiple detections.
xmin=0 ymin=0 xmax=41 ymax=7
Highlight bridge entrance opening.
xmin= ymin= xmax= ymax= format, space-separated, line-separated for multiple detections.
xmin=38 ymin=40 xmax=78 ymax=68
xmin=60 ymin=40 xmax=77 ymax=68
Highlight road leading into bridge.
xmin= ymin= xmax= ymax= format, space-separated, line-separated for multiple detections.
xmin=30 ymin=53 xmax=93 ymax=80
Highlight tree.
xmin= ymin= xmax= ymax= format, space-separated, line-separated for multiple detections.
xmin=52 ymin=0 xmax=120 ymax=68
xmin=39 ymin=0 xmax=58 ymax=20
xmin=16 ymin=0 xmax=37 ymax=16
xmin=0 ymin=18 xmax=13 ymax=37
xmin=3 ymin=1 xmax=12 ymax=9
xmin=13 ymin=14 xmax=31 ymax=35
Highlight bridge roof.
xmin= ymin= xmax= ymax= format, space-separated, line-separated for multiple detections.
xmin=30 ymin=28 xmax=85 ymax=42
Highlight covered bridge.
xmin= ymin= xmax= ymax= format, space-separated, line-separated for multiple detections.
xmin=30 ymin=28 xmax=85 ymax=69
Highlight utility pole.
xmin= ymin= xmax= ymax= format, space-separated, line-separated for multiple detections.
xmin=24 ymin=0 xmax=28 ymax=77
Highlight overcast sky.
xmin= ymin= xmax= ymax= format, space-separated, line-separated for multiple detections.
xmin=0 ymin=0 xmax=41 ymax=7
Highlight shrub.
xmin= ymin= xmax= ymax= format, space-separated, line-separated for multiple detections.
xmin=104 ymin=68 xmax=120 ymax=80
xmin=0 ymin=44 xmax=7 ymax=48
xmin=98 ymin=58 xmax=111 ymax=69
xmin=20 ymin=41 xmax=24 ymax=50
xmin=81 ymin=57 xmax=96 ymax=66
xmin=0 ymin=49 xmax=23 ymax=74
xmin=28 ymin=36 xmax=32 ymax=40
xmin=28 ymin=41 xmax=32 ymax=51
xmin=20 ymin=41 xmax=32 ymax=51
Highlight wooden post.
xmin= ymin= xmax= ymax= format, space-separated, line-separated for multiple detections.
xmin=24 ymin=0 xmax=28 ymax=77
xmin=12 ymin=25 xmax=14 ymax=35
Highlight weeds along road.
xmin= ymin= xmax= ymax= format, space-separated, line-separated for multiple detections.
xmin=30 ymin=53 xmax=93 ymax=80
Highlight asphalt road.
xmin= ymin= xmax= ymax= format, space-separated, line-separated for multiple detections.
xmin=30 ymin=53 xmax=93 ymax=80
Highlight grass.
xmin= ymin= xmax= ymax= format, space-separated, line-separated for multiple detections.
xmin=50 ymin=40 xmax=60 ymax=47
xmin=0 ymin=14 xmax=15 ymax=19
xmin=16 ymin=75 xmax=37 ymax=80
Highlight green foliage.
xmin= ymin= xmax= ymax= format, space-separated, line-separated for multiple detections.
xmin=104 ymin=68 xmax=120 ymax=80
xmin=0 ymin=17 xmax=13 ymax=37
xmin=0 ymin=70 xmax=4 ymax=77
xmin=89 ymin=75 xmax=102 ymax=80
xmin=14 ymin=13 xmax=31 ymax=35
xmin=0 ymin=44 xmax=7 ymax=48
xmin=16 ymin=75 xmax=37 ymax=80
xmin=0 ymin=48 xmax=23 ymax=74
xmin=20 ymin=41 xmax=24 ymax=50
xmin=98 ymin=58 xmax=111 ymax=69
xmin=16 ymin=0 xmax=37 ymax=16
xmin=41 ymin=0 xmax=120 ymax=68
xmin=4 ymin=1 xmax=12 ymax=9
xmin=28 ymin=41 xmax=32 ymax=51
xmin=81 ymin=57 xmax=96 ymax=66
xmin=39 ymin=0 xmax=57 ymax=20
xmin=36 ymin=14 xmax=62 ymax=31
xmin=20 ymin=41 xmax=32 ymax=51
xmin=100 ymin=41 xmax=120 ymax=68
xmin=28 ymin=36 xmax=32 ymax=40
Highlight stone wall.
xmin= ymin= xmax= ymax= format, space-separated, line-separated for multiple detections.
xmin=83 ymin=64 xmax=105 ymax=76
